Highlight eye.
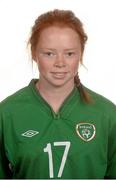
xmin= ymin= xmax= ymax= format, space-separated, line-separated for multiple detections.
xmin=66 ymin=52 xmax=75 ymax=57
xmin=44 ymin=52 xmax=55 ymax=56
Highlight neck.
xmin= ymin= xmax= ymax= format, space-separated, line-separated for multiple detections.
xmin=35 ymin=78 xmax=75 ymax=113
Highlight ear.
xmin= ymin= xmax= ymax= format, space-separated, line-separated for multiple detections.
xmin=79 ymin=54 xmax=83 ymax=64
xmin=32 ymin=51 xmax=38 ymax=63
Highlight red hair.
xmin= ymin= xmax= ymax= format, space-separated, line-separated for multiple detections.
xmin=28 ymin=9 xmax=92 ymax=103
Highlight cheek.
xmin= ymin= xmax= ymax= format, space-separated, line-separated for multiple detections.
xmin=37 ymin=60 xmax=52 ymax=72
xmin=70 ymin=60 xmax=79 ymax=72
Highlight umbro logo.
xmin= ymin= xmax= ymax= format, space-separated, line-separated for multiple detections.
xmin=21 ymin=130 xmax=39 ymax=137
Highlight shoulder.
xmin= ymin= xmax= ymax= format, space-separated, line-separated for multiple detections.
xmin=84 ymin=86 xmax=116 ymax=115
xmin=0 ymin=83 xmax=31 ymax=113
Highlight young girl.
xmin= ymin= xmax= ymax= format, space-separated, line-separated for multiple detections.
xmin=0 ymin=9 xmax=116 ymax=179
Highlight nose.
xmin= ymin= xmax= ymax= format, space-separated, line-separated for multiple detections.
xmin=54 ymin=54 xmax=66 ymax=68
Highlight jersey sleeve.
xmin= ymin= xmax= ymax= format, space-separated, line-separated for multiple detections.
xmin=105 ymin=104 xmax=116 ymax=178
xmin=0 ymin=107 xmax=13 ymax=178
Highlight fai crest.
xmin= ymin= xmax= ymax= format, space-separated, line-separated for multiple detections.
xmin=76 ymin=123 xmax=96 ymax=142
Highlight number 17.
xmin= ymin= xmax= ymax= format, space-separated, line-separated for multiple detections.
xmin=44 ymin=141 xmax=71 ymax=178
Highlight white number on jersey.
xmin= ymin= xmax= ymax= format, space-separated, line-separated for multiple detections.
xmin=44 ymin=141 xmax=71 ymax=178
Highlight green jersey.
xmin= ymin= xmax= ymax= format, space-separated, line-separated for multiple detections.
xmin=0 ymin=79 xmax=116 ymax=179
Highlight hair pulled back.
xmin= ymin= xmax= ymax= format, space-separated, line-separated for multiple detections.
xmin=28 ymin=9 xmax=91 ymax=103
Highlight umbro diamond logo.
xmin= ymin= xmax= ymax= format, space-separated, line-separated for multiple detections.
xmin=22 ymin=130 xmax=39 ymax=137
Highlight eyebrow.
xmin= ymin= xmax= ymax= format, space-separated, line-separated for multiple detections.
xmin=39 ymin=48 xmax=78 ymax=51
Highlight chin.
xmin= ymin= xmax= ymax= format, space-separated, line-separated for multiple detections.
xmin=48 ymin=78 xmax=73 ymax=88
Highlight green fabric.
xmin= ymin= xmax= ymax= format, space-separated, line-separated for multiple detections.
xmin=0 ymin=79 xmax=116 ymax=179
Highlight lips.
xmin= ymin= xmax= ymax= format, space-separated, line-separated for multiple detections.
xmin=51 ymin=72 xmax=68 ymax=78
xmin=51 ymin=72 xmax=68 ymax=74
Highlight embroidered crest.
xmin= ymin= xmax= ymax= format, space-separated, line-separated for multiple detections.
xmin=76 ymin=123 xmax=96 ymax=142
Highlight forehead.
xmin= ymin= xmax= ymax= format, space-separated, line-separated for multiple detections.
xmin=37 ymin=26 xmax=81 ymax=48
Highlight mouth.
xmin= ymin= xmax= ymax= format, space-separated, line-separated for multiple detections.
xmin=51 ymin=72 xmax=68 ymax=79
xmin=51 ymin=72 xmax=68 ymax=74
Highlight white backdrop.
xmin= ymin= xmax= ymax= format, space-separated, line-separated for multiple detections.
xmin=0 ymin=0 xmax=116 ymax=104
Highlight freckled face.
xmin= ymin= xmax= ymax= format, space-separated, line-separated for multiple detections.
xmin=35 ymin=26 xmax=82 ymax=88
